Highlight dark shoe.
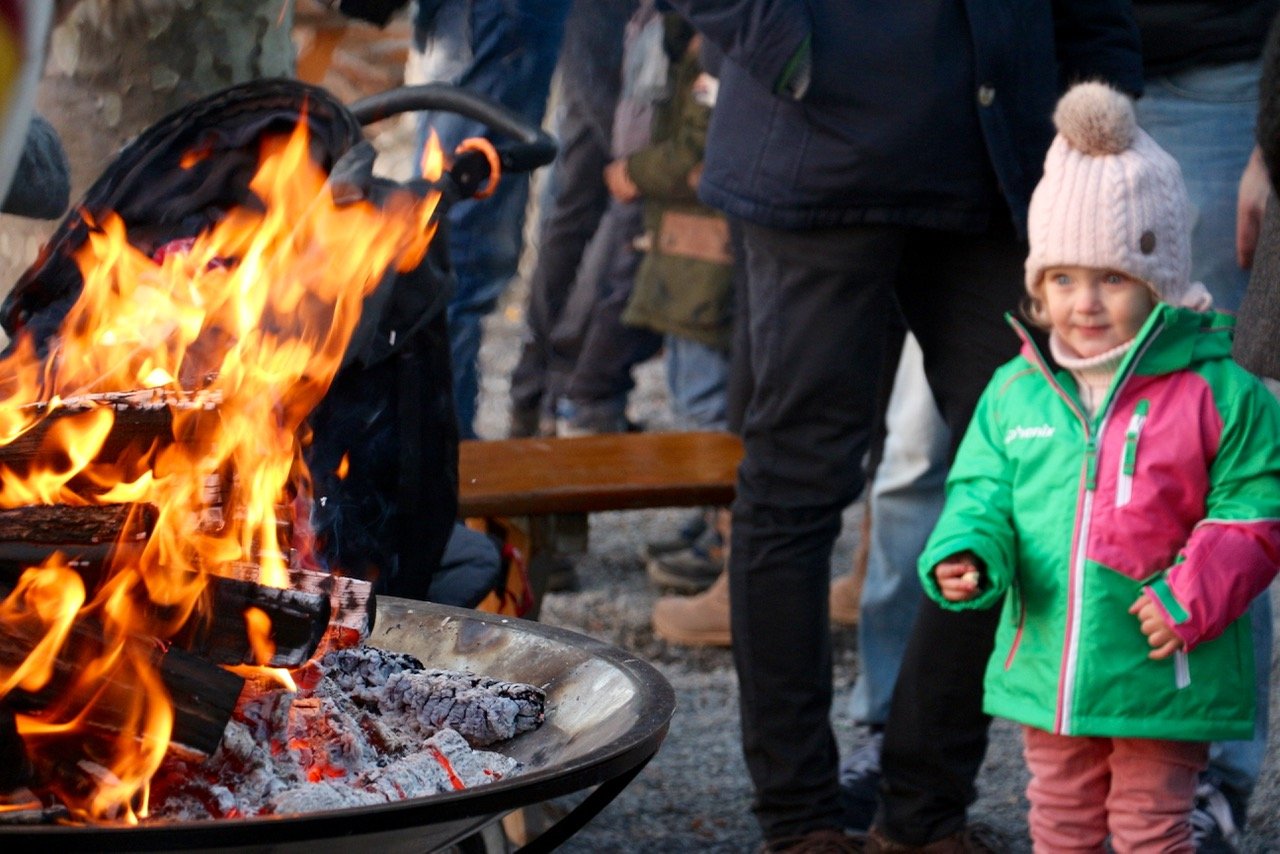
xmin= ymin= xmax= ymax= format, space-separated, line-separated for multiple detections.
xmin=639 ymin=509 xmax=709 ymax=561
xmin=645 ymin=531 xmax=724 ymax=593
xmin=864 ymin=823 xmax=1008 ymax=854
xmin=759 ymin=828 xmax=864 ymax=853
xmin=542 ymin=556 xmax=579 ymax=593
xmin=1191 ymin=772 xmax=1244 ymax=853
xmin=838 ymin=731 xmax=882 ymax=832
xmin=508 ymin=405 xmax=554 ymax=438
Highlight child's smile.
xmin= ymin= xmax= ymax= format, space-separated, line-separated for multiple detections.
xmin=1040 ymin=266 xmax=1157 ymax=358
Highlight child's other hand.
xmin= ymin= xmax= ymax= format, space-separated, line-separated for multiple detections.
xmin=934 ymin=552 xmax=982 ymax=602
xmin=1128 ymin=595 xmax=1185 ymax=659
xmin=604 ymin=159 xmax=640 ymax=203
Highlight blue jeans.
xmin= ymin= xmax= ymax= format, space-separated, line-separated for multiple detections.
xmin=1137 ymin=58 xmax=1271 ymax=804
xmin=1136 ymin=59 xmax=1261 ymax=312
xmin=849 ymin=335 xmax=949 ymax=726
xmin=666 ymin=336 xmax=729 ymax=431
xmin=409 ymin=0 xmax=571 ymax=438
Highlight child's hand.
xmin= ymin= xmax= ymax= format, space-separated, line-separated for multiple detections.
xmin=1128 ymin=595 xmax=1185 ymax=659
xmin=934 ymin=552 xmax=982 ymax=602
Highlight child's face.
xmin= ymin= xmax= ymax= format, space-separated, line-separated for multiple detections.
xmin=1039 ymin=266 xmax=1156 ymax=358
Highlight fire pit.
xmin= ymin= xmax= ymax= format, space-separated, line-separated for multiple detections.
xmin=0 ymin=597 xmax=676 ymax=852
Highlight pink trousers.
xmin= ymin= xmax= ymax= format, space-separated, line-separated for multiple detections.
xmin=1021 ymin=726 xmax=1208 ymax=853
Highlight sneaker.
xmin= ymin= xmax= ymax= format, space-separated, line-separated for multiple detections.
xmin=759 ymin=828 xmax=864 ymax=853
xmin=555 ymin=399 xmax=638 ymax=437
xmin=646 ymin=543 xmax=723 ymax=593
xmin=838 ymin=731 xmax=883 ymax=832
xmin=1190 ymin=773 xmax=1244 ymax=853
xmin=651 ymin=569 xmax=730 ymax=646
xmin=640 ymin=509 xmax=709 ymax=561
xmin=864 ymin=823 xmax=1007 ymax=854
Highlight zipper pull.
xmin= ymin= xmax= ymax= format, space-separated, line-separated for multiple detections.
xmin=1122 ymin=399 xmax=1150 ymax=476
xmin=1085 ymin=436 xmax=1098 ymax=491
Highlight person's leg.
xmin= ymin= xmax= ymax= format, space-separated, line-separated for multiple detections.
xmin=508 ymin=0 xmax=631 ymax=431
xmin=665 ymin=334 xmax=730 ymax=431
xmin=731 ymin=221 xmax=902 ymax=841
xmin=838 ymin=334 xmax=950 ymax=827
xmin=1135 ymin=59 xmax=1260 ymax=312
xmin=871 ymin=221 xmax=1027 ymax=843
xmin=1021 ymin=727 xmax=1111 ymax=853
xmin=1107 ymin=737 xmax=1208 ymax=854
xmin=408 ymin=0 xmax=571 ymax=438
xmin=560 ymin=199 xmax=662 ymax=431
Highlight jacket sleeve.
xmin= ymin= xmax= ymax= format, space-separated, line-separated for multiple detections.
xmin=655 ymin=1 xmax=811 ymax=97
xmin=917 ymin=378 xmax=1017 ymax=611
xmin=1144 ymin=375 xmax=1280 ymax=650
xmin=1050 ymin=0 xmax=1143 ymax=97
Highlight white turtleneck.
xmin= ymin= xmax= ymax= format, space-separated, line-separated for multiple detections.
xmin=1049 ymin=334 xmax=1135 ymax=418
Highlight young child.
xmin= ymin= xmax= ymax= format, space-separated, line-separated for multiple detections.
xmin=920 ymin=81 xmax=1280 ymax=852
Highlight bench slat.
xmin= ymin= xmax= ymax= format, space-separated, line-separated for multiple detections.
xmin=458 ymin=431 xmax=742 ymax=518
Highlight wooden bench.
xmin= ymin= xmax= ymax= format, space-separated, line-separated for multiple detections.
xmin=458 ymin=431 xmax=743 ymax=617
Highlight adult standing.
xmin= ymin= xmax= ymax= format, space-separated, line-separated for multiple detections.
xmin=660 ymin=2 xmax=1143 ymax=851
xmin=507 ymin=0 xmax=637 ymax=438
xmin=405 ymin=0 xmax=571 ymax=438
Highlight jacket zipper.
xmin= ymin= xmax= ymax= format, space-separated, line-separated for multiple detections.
xmin=1115 ymin=399 xmax=1149 ymax=507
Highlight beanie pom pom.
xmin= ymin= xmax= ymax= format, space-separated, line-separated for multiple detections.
xmin=1053 ymin=82 xmax=1136 ymax=156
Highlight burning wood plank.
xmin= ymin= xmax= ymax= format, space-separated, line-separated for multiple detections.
xmin=0 ymin=504 xmax=332 ymax=668
xmin=0 ymin=613 xmax=243 ymax=758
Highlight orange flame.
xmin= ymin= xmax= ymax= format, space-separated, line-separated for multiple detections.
xmin=0 ymin=115 xmax=442 ymax=820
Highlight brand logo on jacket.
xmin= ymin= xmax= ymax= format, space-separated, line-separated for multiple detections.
xmin=1005 ymin=424 xmax=1056 ymax=444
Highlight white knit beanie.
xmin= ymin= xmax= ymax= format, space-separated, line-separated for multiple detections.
xmin=1025 ymin=82 xmax=1211 ymax=310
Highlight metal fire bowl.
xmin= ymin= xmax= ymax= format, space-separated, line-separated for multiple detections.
xmin=0 ymin=598 xmax=677 ymax=853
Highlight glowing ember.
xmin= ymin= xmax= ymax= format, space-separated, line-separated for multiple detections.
xmin=0 ymin=115 xmax=445 ymax=822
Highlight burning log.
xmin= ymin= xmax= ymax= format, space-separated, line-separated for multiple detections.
xmin=0 ymin=614 xmax=244 ymax=757
xmin=0 ymin=504 xmax=333 ymax=668
xmin=0 ymin=392 xmax=220 ymax=479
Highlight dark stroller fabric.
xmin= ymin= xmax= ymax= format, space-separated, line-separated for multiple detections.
xmin=1 ymin=78 xmax=459 ymax=600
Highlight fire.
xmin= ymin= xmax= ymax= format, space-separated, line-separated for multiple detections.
xmin=0 ymin=115 xmax=443 ymax=821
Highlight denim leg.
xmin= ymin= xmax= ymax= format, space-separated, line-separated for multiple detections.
xmin=509 ymin=0 xmax=633 ymax=416
xmin=408 ymin=0 xmax=571 ymax=437
xmin=1136 ymin=60 xmax=1261 ymax=312
xmin=665 ymin=335 xmax=730 ymax=431
xmin=849 ymin=334 xmax=949 ymax=726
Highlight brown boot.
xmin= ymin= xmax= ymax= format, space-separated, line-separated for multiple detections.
xmin=759 ymin=827 xmax=865 ymax=852
xmin=864 ymin=824 xmax=1008 ymax=854
xmin=651 ymin=568 xmax=730 ymax=646
xmin=830 ymin=571 xmax=863 ymax=627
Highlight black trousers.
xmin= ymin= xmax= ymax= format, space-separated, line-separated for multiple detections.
xmin=730 ymin=219 xmax=1026 ymax=840
xmin=508 ymin=0 xmax=634 ymax=416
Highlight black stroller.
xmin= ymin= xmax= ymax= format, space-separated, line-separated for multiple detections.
xmin=0 ymin=78 xmax=555 ymax=602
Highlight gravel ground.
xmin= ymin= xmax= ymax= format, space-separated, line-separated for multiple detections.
xmin=471 ymin=287 xmax=1280 ymax=852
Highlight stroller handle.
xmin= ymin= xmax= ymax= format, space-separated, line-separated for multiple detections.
xmin=349 ymin=83 xmax=557 ymax=175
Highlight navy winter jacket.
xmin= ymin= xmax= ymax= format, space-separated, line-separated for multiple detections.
xmin=662 ymin=1 xmax=1144 ymax=236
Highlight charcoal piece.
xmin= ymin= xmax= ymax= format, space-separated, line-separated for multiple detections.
xmin=0 ymin=708 xmax=31 ymax=791
xmin=380 ymin=669 xmax=546 ymax=747
xmin=320 ymin=646 xmax=424 ymax=703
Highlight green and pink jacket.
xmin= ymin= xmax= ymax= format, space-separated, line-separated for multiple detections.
xmin=920 ymin=304 xmax=1280 ymax=741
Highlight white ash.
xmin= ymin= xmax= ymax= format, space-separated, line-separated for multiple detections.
xmin=149 ymin=645 xmax=537 ymax=821
xmin=322 ymin=647 xmax=546 ymax=746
